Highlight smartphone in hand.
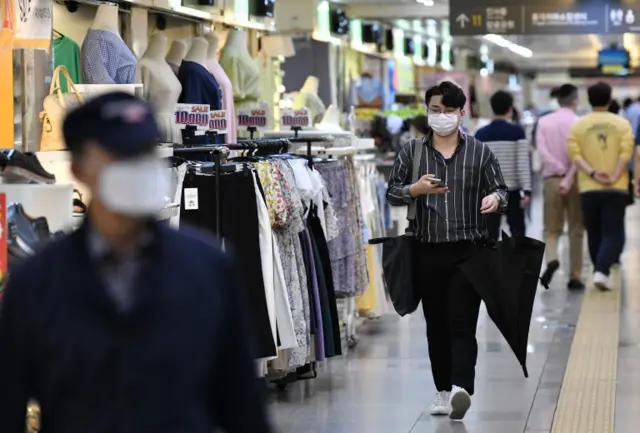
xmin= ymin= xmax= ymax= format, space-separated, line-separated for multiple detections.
xmin=426 ymin=176 xmax=447 ymax=187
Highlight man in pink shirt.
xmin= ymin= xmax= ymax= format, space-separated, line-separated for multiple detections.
xmin=535 ymin=84 xmax=584 ymax=289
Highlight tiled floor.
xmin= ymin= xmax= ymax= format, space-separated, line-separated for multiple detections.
xmin=268 ymin=191 xmax=640 ymax=433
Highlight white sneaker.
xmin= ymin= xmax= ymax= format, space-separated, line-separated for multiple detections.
xmin=593 ymin=271 xmax=611 ymax=291
xmin=449 ymin=386 xmax=471 ymax=420
xmin=429 ymin=391 xmax=451 ymax=416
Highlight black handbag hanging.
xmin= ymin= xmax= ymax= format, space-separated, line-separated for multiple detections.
xmin=368 ymin=139 xmax=423 ymax=316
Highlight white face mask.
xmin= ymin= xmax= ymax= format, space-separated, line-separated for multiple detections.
xmin=97 ymin=155 xmax=170 ymax=217
xmin=428 ymin=113 xmax=459 ymax=136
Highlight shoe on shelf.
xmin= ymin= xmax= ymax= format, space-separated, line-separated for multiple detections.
xmin=3 ymin=150 xmax=56 ymax=184
xmin=7 ymin=203 xmax=53 ymax=262
xmin=593 ymin=271 xmax=611 ymax=291
xmin=540 ymin=259 xmax=560 ymax=288
xmin=449 ymin=386 xmax=471 ymax=421
xmin=429 ymin=391 xmax=451 ymax=416
xmin=567 ymin=279 xmax=584 ymax=290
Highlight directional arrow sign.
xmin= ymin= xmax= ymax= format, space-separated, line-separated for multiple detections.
xmin=456 ymin=13 xmax=470 ymax=28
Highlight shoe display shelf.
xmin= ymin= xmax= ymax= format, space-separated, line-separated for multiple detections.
xmin=0 ymin=184 xmax=74 ymax=232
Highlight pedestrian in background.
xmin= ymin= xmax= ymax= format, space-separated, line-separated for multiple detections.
xmin=475 ymin=90 xmax=532 ymax=240
xmin=535 ymin=84 xmax=584 ymax=290
xmin=387 ymin=81 xmax=507 ymax=421
xmin=568 ymin=82 xmax=634 ymax=290
xmin=0 ymin=93 xmax=272 ymax=433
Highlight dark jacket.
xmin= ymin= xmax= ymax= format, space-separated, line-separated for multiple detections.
xmin=0 ymin=220 xmax=271 ymax=433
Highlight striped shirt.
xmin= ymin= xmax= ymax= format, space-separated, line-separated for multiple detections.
xmin=386 ymin=132 xmax=508 ymax=243
xmin=475 ymin=120 xmax=532 ymax=192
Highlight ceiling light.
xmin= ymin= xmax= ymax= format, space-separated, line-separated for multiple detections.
xmin=482 ymin=34 xmax=533 ymax=58
xmin=416 ymin=0 xmax=434 ymax=6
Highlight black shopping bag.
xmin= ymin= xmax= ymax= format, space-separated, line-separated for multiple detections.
xmin=369 ymin=137 xmax=423 ymax=316
xmin=369 ymin=235 xmax=418 ymax=316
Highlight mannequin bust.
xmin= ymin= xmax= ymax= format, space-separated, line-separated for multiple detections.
xmin=90 ymin=3 xmax=120 ymax=36
xmin=203 ymin=32 xmax=236 ymax=143
xmin=184 ymin=37 xmax=208 ymax=67
xmin=166 ymin=39 xmax=187 ymax=75
xmin=140 ymin=33 xmax=183 ymax=144
xmin=293 ymin=75 xmax=326 ymax=123
xmin=219 ymin=29 xmax=260 ymax=103
xmin=82 ymin=3 xmax=136 ymax=84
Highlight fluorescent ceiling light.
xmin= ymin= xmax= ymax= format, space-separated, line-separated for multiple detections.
xmin=416 ymin=0 xmax=434 ymax=5
xmin=482 ymin=34 xmax=533 ymax=58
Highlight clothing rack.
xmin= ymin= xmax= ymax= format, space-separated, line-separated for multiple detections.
xmin=173 ymin=139 xmax=291 ymax=237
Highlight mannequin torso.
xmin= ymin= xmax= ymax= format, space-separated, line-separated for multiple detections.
xmin=178 ymin=37 xmax=223 ymax=144
xmin=166 ymin=39 xmax=187 ymax=76
xmin=219 ymin=29 xmax=260 ymax=103
xmin=293 ymin=75 xmax=325 ymax=122
xmin=204 ymin=32 xmax=236 ymax=143
xmin=140 ymin=33 xmax=183 ymax=143
xmin=82 ymin=4 xmax=136 ymax=84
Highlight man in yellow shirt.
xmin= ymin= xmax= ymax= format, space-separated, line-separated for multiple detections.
xmin=567 ymin=82 xmax=634 ymax=290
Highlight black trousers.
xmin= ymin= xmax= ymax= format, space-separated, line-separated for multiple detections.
xmin=487 ymin=190 xmax=526 ymax=241
xmin=413 ymin=241 xmax=482 ymax=395
xmin=580 ymin=191 xmax=627 ymax=276
xmin=179 ymin=171 xmax=277 ymax=359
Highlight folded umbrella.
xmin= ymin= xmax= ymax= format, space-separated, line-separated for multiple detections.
xmin=460 ymin=232 xmax=546 ymax=378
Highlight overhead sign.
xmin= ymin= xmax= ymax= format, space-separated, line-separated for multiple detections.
xmin=450 ymin=2 xmax=639 ymax=35
xmin=281 ymin=108 xmax=311 ymax=128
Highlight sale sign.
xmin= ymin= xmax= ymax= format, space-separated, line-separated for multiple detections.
xmin=208 ymin=110 xmax=228 ymax=134
xmin=281 ymin=108 xmax=311 ymax=129
xmin=174 ymin=104 xmax=210 ymax=130
xmin=237 ymin=108 xmax=269 ymax=130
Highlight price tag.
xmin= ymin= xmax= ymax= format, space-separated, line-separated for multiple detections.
xmin=174 ymin=104 xmax=210 ymax=130
xmin=208 ymin=110 xmax=228 ymax=134
xmin=237 ymin=108 xmax=269 ymax=130
xmin=183 ymin=188 xmax=199 ymax=210
xmin=281 ymin=108 xmax=311 ymax=128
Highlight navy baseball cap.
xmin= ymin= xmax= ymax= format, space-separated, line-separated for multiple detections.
xmin=63 ymin=92 xmax=161 ymax=158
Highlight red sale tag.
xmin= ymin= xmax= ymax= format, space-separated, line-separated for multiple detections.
xmin=174 ymin=104 xmax=211 ymax=130
xmin=208 ymin=110 xmax=228 ymax=134
xmin=237 ymin=109 xmax=269 ymax=130
xmin=281 ymin=108 xmax=311 ymax=128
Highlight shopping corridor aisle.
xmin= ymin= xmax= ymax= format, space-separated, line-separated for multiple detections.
xmin=268 ymin=195 xmax=588 ymax=433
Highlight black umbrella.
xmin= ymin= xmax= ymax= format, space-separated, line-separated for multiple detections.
xmin=460 ymin=232 xmax=547 ymax=378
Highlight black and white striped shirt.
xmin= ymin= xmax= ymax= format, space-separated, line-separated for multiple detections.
xmin=386 ymin=132 xmax=508 ymax=243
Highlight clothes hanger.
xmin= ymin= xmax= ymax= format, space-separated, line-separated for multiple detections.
xmin=53 ymin=29 xmax=63 ymax=39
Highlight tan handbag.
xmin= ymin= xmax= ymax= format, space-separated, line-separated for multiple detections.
xmin=39 ymin=66 xmax=85 ymax=152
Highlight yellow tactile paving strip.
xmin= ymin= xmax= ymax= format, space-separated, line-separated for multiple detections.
xmin=551 ymin=275 xmax=621 ymax=433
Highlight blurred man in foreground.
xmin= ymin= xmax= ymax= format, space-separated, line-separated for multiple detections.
xmin=535 ymin=84 xmax=584 ymax=290
xmin=0 ymin=93 xmax=272 ymax=433
xmin=568 ymin=82 xmax=634 ymax=290
xmin=475 ymin=90 xmax=532 ymax=240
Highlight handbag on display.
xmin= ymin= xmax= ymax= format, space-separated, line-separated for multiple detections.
xmin=39 ymin=65 xmax=84 ymax=152
xmin=368 ymin=138 xmax=423 ymax=316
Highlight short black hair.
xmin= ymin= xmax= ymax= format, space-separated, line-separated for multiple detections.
xmin=623 ymin=97 xmax=633 ymax=109
xmin=425 ymin=81 xmax=467 ymax=109
xmin=609 ymin=99 xmax=621 ymax=114
xmin=550 ymin=87 xmax=560 ymax=98
xmin=588 ymin=82 xmax=612 ymax=107
xmin=557 ymin=84 xmax=578 ymax=107
xmin=489 ymin=90 xmax=514 ymax=116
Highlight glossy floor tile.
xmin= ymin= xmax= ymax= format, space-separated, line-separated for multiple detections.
xmin=268 ymin=188 xmax=608 ymax=433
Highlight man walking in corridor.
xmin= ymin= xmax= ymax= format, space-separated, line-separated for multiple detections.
xmin=535 ymin=84 xmax=584 ymax=289
xmin=568 ymin=82 xmax=634 ymax=290
xmin=387 ymin=81 xmax=508 ymax=421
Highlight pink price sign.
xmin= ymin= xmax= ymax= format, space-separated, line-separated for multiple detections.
xmin=208 ymin=110 xmax=228 ymax=134
xmin=281 ymin=108 xmax=311 ymax=128
xmin=174 ymin=104 xmax=211 ymax=130
xmin=237 ymin=109 xmax=269 ymax=130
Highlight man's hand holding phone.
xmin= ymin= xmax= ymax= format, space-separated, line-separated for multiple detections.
xmin=409 ymin=174 xmax=449 ymax=197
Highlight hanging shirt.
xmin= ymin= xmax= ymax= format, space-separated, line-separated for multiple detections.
xmin=81 ymin=29 xmax=137 ymax=85
xmin=218 ymin=48 xmax=260 ymax=102
xmin=53 ymin=36 xmax=82 ymax=92
xmin=178 ymin=61 xmax=223 ymax=144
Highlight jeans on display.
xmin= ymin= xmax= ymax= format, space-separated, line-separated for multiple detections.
xmin=487 ymin=190 xmax=526 ymax=240
xmin=580 ymin=190 xmax=627 ymax=276
xmin=412 ymin=240 xmax=481 ymax=395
